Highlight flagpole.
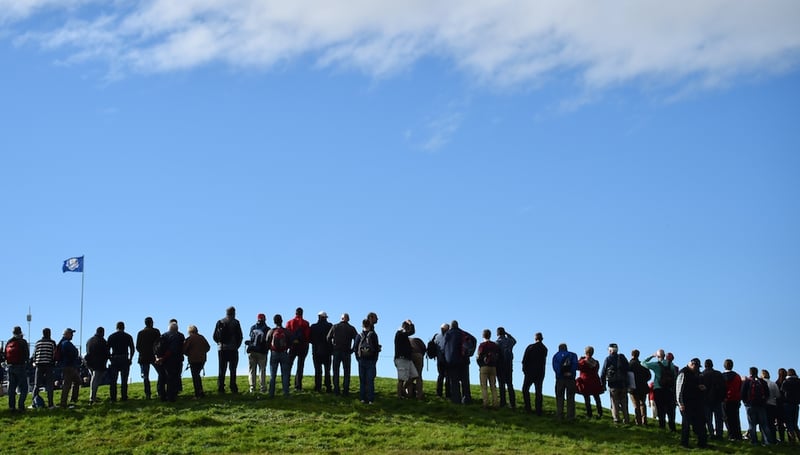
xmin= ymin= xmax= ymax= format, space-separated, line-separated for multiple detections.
xmin=80 ymin=266 xmax=85 ymax=355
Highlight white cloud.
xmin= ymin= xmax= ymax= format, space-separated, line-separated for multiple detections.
xmin=4 ymin=0 xmax=800 ymax=90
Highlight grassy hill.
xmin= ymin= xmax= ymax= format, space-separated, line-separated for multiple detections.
xmin=1 ymin=375 xmax=792 ymax=454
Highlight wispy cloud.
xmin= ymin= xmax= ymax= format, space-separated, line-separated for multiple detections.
xmin=3 ymin=0 xmax=800 ymax=91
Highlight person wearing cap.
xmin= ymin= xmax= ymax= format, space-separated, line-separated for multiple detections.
xmin=85 ymin=326 xmax=109 ymax=405
xmin=327 ymin=313 xmax=358 ymax=396
xmin=58 ymin=328 xmax=81 ymax=408
xmin=601 ymin=343 xmax=630 ymax=424
xmin=136 ymin=317 xmax=161 ymax=400
xmin=107 ymin=321 xmax=135 ymax=402
xmin=286 ymin=307 xmax=311 ymax=391
xmin=6 ymin=326 xmax=30 ymax=411
xmin=213 ymin=306 xmax=243 ymax=394
xmin=310 ymin=311 xmax=333 ymax=393
xmin=32 ymin=328 xmax=57 ymax=409
xmin=677 ymin=358 xmax=709 ymax=448
xmin=245 ymin=313 xmax=269 ymax=393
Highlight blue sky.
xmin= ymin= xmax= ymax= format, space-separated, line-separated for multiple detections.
xmin=2 ymin=1 xmax=799 ymax=414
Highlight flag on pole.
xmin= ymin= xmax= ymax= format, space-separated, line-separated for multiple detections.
xmin=62 ymin=256 xmax=84 ymax=273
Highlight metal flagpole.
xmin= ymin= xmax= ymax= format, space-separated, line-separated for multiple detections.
xmin=80 ymin=266 xmax=85 ymax=355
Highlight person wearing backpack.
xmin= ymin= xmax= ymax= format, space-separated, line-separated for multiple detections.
xmin=628 ymin=349 xmax=651 ymax=426
xmin=355 ymin=318 xmax=380 ymax=404
xmin=552 ymin=342 xmax=578 ymax=421
xmin=266 ymin=314 xmax=291 ymax=398
xmin=741 ymin=366 xmax=773 ymax=446
xmin=495 ymin=327 xmax=516 ymax=409
xmin=245 ymin=313 xmax=269 ymax=394
xmin=286 ymin=307 xmax=311 ymax=391
xmin=213 ymin=306 xmax=243 ymax=395
xmin=477 ymin=329 xmax=500 ymax=409
xmin=701 ymin=359 xmax=726 ymax=440
xmin=5 ymin=326 xmax=30 ymax=412
xmin=443 ymin=320 xmax=474 ymax=405
xmin=32 ymin=327 xmax=57 ymax=409
xmin=643 ymin=349 xmax=677 ymax=431
xmin=601 ymin=343 xmax=630 ymax=424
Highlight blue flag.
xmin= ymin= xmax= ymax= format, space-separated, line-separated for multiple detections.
xmin=62 ymin=256 xmax=84 ymax=273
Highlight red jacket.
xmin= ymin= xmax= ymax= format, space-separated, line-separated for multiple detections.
xmin=723 ymin=370 xmax=743 ymax=402
xmin=577 ymin=356 xmax=604 ymax=396
xmin=286 ymin=316 xmax=311 ymax=345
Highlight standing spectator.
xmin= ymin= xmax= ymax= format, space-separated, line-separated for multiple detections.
xmin=5 ymin=326 xmax=31 ymax=412
xmin=775 ymin=368 xmax=789 ymax=443
xmin=183 ymin=324 xmax=211 ymax=399
xmin=742 ymin=366 xmax=773 ymax=446
xmin=267 ymin=314 xmax=291 ymax=398
xmin=722 ymin=358 xmax=744 ymax=441
xmin=431 ymin=323 xmax=450 ymax=399
xmin=245 ymin=314 xmax=269 ymax=394
xmin=552 ymin=342 xmax=578 ymax=421
xmin=58 ymin=328 xmax=81 ymax=408
xmin=677 ymin=358 xmax=709 ymax=449
xmin=393 ymin=320 xmax=418 ymax=399
xmin=477 ymin=329 xmax=500 ymax=409
xmin=409 ymin=335 xmax=426 ymax=400
xmin=495 ymin=327 xmax=516 ymax=409
xmin=32 ymin=328 xmax=57 ymax=409
xmin=355 ymin=318 xmax=379 ymax=404
xmin=443 ymin=320 xmax=475 ymax=405
xmin=310 ymin=311 xmax=333 ymax=393
xmin=327 ymin=313 xmax=358 ymax=396
xmin=521 ymin=332 xmax=548 ymax=416
xmin=601 ymin=343 xmax=630 ymax=424
xmin=286 ymin=307 xmax=311 ymax=391
xmin=213 ymin=306 xmax=243 ymax=394
xmin=136 ymin=317 xmax=160 ymax=400
xmin=154 ymin=322 xmax=185 ymax=402
xmin=762 ymin=369 xmax=780 ymax=444
xmin=107 ymin=321 xmax=135 ymax=402
xmin=701 ymin=359 xmax=726 ymax=440
xmin=85 ymin=327 xmax=109 ymax=405
xmin=644 ymin=349 xmax=677 ymax=431
xmin=781 ymin=368 xmax=800 ymax=443
xmin=629 ymin=349 xmax=651 ymax=426
xmin=577 ymin=346 xmax=603 ymax=419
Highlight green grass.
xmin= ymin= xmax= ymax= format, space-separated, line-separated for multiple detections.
xmin=1 ymin=376 xmax=793 ymax=454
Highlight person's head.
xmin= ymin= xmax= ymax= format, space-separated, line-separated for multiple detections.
xmin=761 ymin=369 xmax=771 ymax=380
xmin=559 ymin=343 xmax=568 ymax=352
xmin=318 ymin=311 xmax=328 ymax=321
xmin=690 ymin=358 xmax=701 ymax=371
xmin=656 ymin=349 xmax=665 ymax=360
xmin=116 ymin=321 xmax=125 ymax=331
xmin=96 ymin=326 xmax=105 ymax=337
xmin=63 ymin=328 xmax=76 ymax=340
xmin=144 ymin=316 xmax=154 ymax=328
xmin=749 ymin=366 xmax=759 ymax=378
xmin=257 ymin=313 xmax=266 ymax=323
xmin=631 ymin=349 xmax=640 ymax=359
xmin=704 ymin=359 xmax=714 ymax=369
xmin=483 ymin=329 xmax=491 ymax=340
xmin=450 ymin=320 xmax=459 ymax=330
xmin=585 ymin=346 xmax=594 ymax=357
xmin=608 ymin=343 xmax=618 ymax=354
xmin=723 ymin=358 xmax=734 ymax=370
xmin=440 ymin=323 xmax=449 ymax=334
xmin=273 ymin=314 xmax=283 ymax=326
xmin=188 ymin=325 xmax=198 ymax=335
xmin=169 ymin=322 xmax=178 ymax=333
xmin=362 ymin=319 xmax=373 ymax=331
xmin=778 ymin=368 xmax=788 ymax=381
xmin=666 ymin=352 xmax=675 ymax=363
xmin=12 ymin=326 xmax=23 ymax=338
xmin=341 ymin=313 xmax=350 ymax=322
xmin=402 ymin=320 xmax=415 ymax=336
xmin=226 ymin=306 xmax=236 ymax=317
xmin=42 ymin=328 xmax=51 ymax=338
xmin=170 ymin=318 xmax=178 ymax=325
xmin=789 ymin=368 xmax=797 ymax=377
xmin=296 ymin=307 xmax=304 ymax=317
xmin=534 ymin=332 xmax=543 ymax=342
xmin=497 ymin=327 xmax=507 ymax=337
xmin=367 ymin=312 xmax=378 ymax=325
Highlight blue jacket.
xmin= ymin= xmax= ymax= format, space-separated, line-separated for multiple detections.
xmin=58 ymin=338 xmax=81 ymax=369
xmin=552 ymin=349 xmax=578 ymax=380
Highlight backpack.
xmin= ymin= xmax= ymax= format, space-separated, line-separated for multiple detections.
xmin=479 ymin=343 xmax=498 ymax=367
xmin=5 ymin=339 xmax=22 ymax=364
xmin=606 ymin=357 xmax=619 ymax=383
xmin=214 ymin=319 xmax=230 ymax=344
xmin=462 ymin=332 xmax=477 ymax=358
xmin=426 ymin=338 xmax=439 ymax=359
xmin=358 ymin=331 xmax=377 ymax=360
xmin=54 ymin=341 xmax=63 ymax=363
xmin=747 ymin=378 xmax=767 ymax=406
xmin=560 ymin=354 xmax=573 ymax=378
xmin=247 ymin=327 xmax=267 ymax=353
xmin=270 ymin=327 xmax=288 ymax=352
xmin=659 ymin=361 xmax=675 ymax=389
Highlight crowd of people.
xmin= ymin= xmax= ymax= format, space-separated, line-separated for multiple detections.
xmin=3 ymin=309 xmax=799 ymax=450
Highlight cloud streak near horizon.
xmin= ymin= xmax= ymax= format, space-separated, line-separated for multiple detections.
xmin=4 ymin=0 xmax=800 ymax=90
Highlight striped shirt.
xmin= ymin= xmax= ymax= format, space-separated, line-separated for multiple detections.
xmin=34 ymin=338 xmax=57 ymax=366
